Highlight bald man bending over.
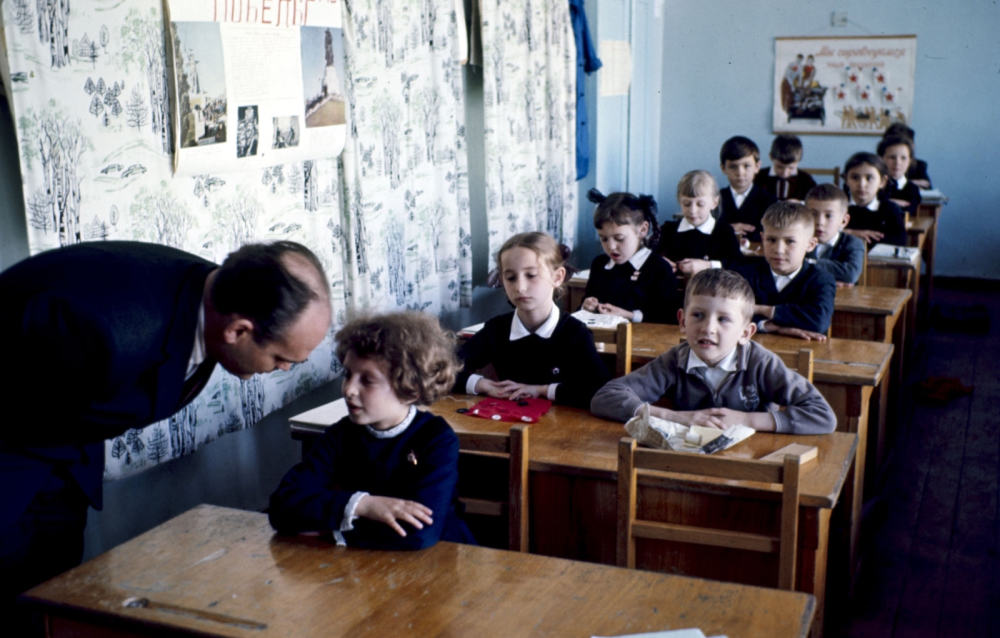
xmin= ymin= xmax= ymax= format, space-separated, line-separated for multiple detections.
xmin=0 ymin=240 xmax=332 ymax=630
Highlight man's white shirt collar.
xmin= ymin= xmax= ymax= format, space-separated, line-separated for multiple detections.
xmin=510 ymin=305 xmax=560 ymax=341
xmin=677 ymin=216 xmax=716 ymax=235
xmin=186 ymin=303 xmax=207 ymax=378
xmin=771 ymin=266 xmax=801 ymax=292
xmin=604 ymin=246 xmax=652 ymax=270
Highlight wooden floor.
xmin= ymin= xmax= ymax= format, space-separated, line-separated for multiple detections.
xmin=837 ymin=281 xmax=1000 ymax=637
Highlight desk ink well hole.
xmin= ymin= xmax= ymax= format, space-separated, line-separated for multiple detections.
xmin=456 ymin=408 xmax=469 ymax=414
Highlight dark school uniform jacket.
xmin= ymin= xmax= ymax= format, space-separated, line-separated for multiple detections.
xmin=656 ymin=218 xmax=742 ymax=267
xmin=454 ymin=311 xmax=610 ymax=409
xmin=754 ymin=169 xmax=817 ymax=202
xmin=719 ymin=184 xmax=777 ymax=243
xmin=583 ymin=252 xmax=680 ymax=324
xmin=269 ymin=410 xmax=474 ymax=550
xmin=847 ymin=197 xmax=907 ymax=247
xmin=733 ymin=257 xmax=836 ymax=334
xmin=807 ymin=232 xmax=866 ymax=285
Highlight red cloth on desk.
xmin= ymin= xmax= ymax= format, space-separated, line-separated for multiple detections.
xmin=468 ymin=398 xmax=552 ymax=423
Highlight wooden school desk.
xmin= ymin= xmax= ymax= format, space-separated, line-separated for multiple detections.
xmin=831 ymin=285 xmax=911 ymax=475
xmin=291 ymin=400 xmax=854 ymax=635
xmin=625 ymin=323 xmax=890 ymax=586
xmin=22 ymin=504 xmax=817 ymax=638
xmin=916 ymin=191 xmax=948 ymax=308
xmin=866 ymin=247 xmax=921 ymax=344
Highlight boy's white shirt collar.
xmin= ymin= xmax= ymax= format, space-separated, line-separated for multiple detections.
xmin=677 ymin=216 xmax=716 ymax=235
xmin=820 ymin=231 xmax=841 ymax=249
xmin=730 ymin=184 xmax=752 ymax=207
xmin=603 ymin=246 xmax=652 ymax=270
xmin=510 ymin=305 xmax=560 ymax=341
xmin=686 ymin=346 xmax=740 ymax=372
xmin=769 ymin=166 xmax=798 ymax=177
xmin=770 ymin=266 xmax=802 ymax=292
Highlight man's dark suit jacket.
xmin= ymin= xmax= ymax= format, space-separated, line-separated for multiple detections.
xmin=733 ymin=257 xmax=836 ymax=334
xmin=718 ymin=185 xmax=777 ymax=243
xmin=0 ymin=241 xmax=217 ymax=520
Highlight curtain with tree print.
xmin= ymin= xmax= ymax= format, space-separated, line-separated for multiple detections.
xmin=479 ymin=0 xmax=578 ymax=259
xmin=0 ymin=0 xmax=348 ymax=479
xmin=337 ymin=0 xmax=472 ymax=313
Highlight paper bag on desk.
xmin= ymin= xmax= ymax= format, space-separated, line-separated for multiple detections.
xmin=624 ymin=403 xmax=753 ymax=454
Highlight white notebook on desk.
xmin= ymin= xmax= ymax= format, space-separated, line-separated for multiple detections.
xmin=572 ymin=309 xmax=628 ymax=328
xmin=868 ymin=243 xmax=920 ymax=265
xmin=289 ymin=397 xmax=348 ymax=427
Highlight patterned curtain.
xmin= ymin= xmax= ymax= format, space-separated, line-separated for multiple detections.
xmin=0 ymin=0 xmax=346 ymax=479
xmin=479 ymin=0 xmax=578 ymax=258
xmin=338 ymin=0 xmax=472 ymax=313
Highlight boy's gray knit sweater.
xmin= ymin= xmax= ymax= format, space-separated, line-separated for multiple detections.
xmin=590 ymin=340 xmax=836 ymax=435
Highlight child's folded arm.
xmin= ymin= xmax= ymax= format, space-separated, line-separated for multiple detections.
xmin=344 ymin=421 xmax=461 ymax=550
xmin=268 ymin=438 xmax=355 ymax=534
xmin=771 ymin=270 xmax=835 ymax=334
xmin=759 ymin=356 xmax=837 ymax=434
xmin=590 ymin=351 xmax=679 ymax=421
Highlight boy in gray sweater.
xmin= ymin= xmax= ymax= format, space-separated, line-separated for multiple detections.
xmin=590 ymin=269 xmax=835 ymax=434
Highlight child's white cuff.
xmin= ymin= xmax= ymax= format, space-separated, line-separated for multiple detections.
xmin=333 ymin=490 xmax=370 ymax=546
xmin=466 ymin=374 xmax=484 ymax=394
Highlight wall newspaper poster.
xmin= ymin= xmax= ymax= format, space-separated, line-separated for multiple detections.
xmin=773 ymin=35 xmax=916 ymax=135
xmin=166 ymin=0 xmax=346 ymax=174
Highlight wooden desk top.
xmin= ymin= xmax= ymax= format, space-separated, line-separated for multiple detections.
xmin=907 ymin=216 xmax=935 ymax=235
xmin=629 ymin=324 xmax=892 ymax=388
xmin=834 ymin=285 xmax=911 ymax=315
xmin=24 ymin=505 xmax=816 ymax=638
xmin=429 ymin=396 xmax=855 ymax=510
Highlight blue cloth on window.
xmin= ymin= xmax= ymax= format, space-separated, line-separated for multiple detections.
xmin=570 ymin=0 xmax=601 ymax=180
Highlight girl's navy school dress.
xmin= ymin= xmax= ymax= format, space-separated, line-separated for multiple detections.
xmin=454 ymin=307 xmax=610 ymax=409
xmin=657 ymin=216 xmax=742 ymax=267
xmin=583 ymin=247 xmax=681 ymax=324
xmin=269 ymin=406 xmax=475 ymax=550
xmin=847 ymin=196 xmax=907 ymax=246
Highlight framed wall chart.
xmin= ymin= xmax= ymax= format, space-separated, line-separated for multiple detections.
xmin=773 ymin=35 xmax=916 ymax=135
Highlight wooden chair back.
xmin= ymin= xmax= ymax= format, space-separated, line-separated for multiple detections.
xmin=590 ymin=321 xmax=633 ymax=377
xmin=457 ymin=424 xmax=530 ymax=551
xmin=616 ymin=437 xmax=802 ymax=590
xmin=773 ymin=347 xmax=814 ymax=383
xmin=802 ymin=166 xmax=841 ymax=186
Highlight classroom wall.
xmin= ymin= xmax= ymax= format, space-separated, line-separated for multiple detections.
xmin=654 ymin=0 xmax=1000 ymax=280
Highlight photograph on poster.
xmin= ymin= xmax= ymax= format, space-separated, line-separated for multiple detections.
xmin=773 ymin=35 xmax=916 ymax=135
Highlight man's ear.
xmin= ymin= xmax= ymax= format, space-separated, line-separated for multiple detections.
xmin=222 ymin=317 xmax=255 ymax=344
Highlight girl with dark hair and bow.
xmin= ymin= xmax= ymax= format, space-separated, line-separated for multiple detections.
xmin=581 ymin=189 xmax=681 ymax=324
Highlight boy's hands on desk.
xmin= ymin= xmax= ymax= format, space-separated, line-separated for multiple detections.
xmin=357 ymin=495 xmax=433 ymax=537
xmin=730 ymin=222 xmax=757 ymax=237
xmin=765 ymin=323 xmax=828 ymax=341
xmin=676 ymin=258 xmax=712 ymax=275
xmin=650 ymin=406 xmax=775 ymax=431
